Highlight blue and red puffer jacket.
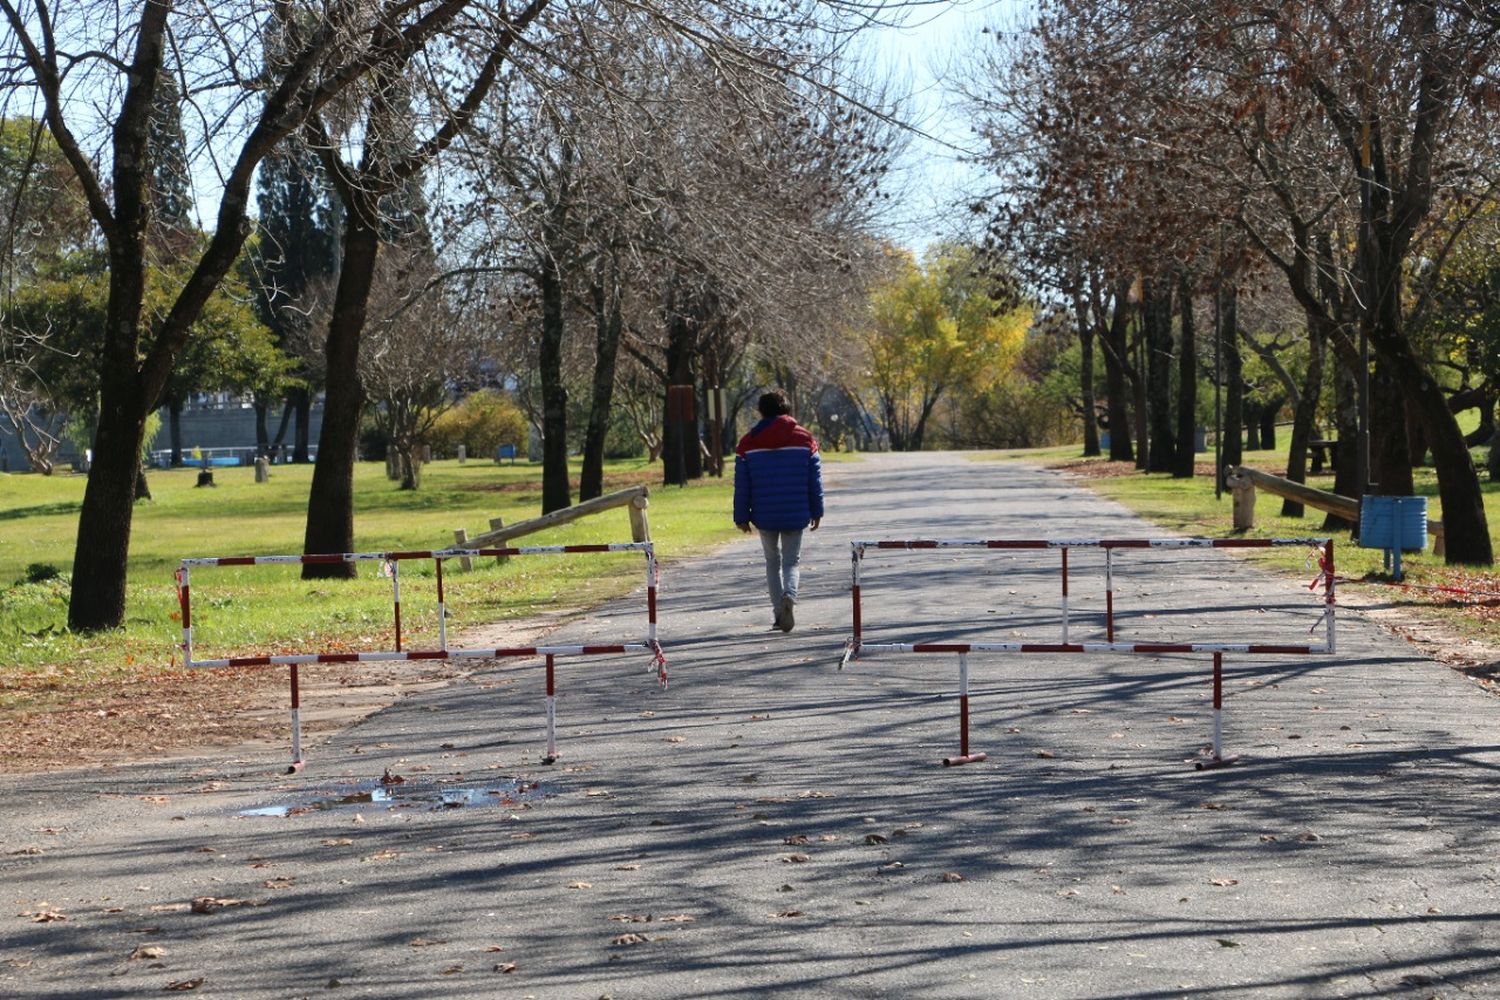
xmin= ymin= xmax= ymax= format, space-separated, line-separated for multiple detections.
xmin=733 ymin=414 xmax=824 ymax=531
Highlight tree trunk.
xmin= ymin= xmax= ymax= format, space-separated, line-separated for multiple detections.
xmin=1325 ymin=361 xmax=1360 ymax=530
xmin=1102 ymin=279 xmax=1133 ymax=462
xmin=661 ymin=309 xmax=703 ymax=484
xmin=1405 ymin=397 xmax=1428 ymax=466
xmin=1074 ymin=288 xmax=1100 ymax=457
xmin=1281 ymin=325 xmax=1326 ymax=517
xmin=254 ymin=400 xmax=270 ymax=454
xmin=580 ymin=263 xmax=624 ymax=502
xmin=1370 ymin=361 xmax=1413 ymax=496
xmin=1131 ymin=312 xmax=1149 ymax=471
xmin=169 ymin=398 xmax=184 ymax=466
xmin=538 ymin=255 xmax=571 ymax=513
xmin=1145 ymin=279 xmax=1175 ymax=473
xmin=1379 ymin=341 xmax=1491 ymax=563
xmin=1172 ymin=273 xmax=1196 ymax=478
xmin=68 ymin=379 xmax=148 ymax=630
xmin=301 ymin=216 xmax=377 ymax=578
xmin=291 ymin=387 xmax=311 ymax=462
xmin=397 ymin=443 xmax=420 ymax=490
xmin=67 ymin=232 xmax=152 ymax=630
xmin=1220 ymin=283 xmax=1243 ymax=486
xmin=1259 ymin=403 xmax=1279 ymax=451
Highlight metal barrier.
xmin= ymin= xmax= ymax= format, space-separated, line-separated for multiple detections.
xmin=176 ymin=543 xmax=665 ymax=772
xmin=842 ymin=537 xmax=1336 ymax=768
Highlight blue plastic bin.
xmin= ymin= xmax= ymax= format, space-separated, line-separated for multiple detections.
xmin=1359 ymin=495 xmax=1427 ymax=579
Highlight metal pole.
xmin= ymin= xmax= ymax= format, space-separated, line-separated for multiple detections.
xmin=942 ymin=652 xmax=987 ymax=766
xmin=544 ymin=654 xmax=558 ymax=763
xmin=288 ymin=664 xmax=304 ymax=773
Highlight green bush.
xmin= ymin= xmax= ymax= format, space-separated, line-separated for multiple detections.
xmin=23 ymin=562 xmax=61 ymax=584
xmin=429 ymin=390 xmax=528 ymax=459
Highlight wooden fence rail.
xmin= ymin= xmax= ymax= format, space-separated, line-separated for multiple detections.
xmin=450 ymin=485 xmax=651 ymax=571
xmin=1225 ymin=465 xmax=1444 ymax=556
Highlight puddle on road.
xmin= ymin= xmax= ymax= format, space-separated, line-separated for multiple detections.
xmin=239 ymin=778 xmax=558 ymax=818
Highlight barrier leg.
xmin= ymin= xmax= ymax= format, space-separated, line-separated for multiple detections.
xmin=943 ymin=653 xmax=987 ymax=766
xmin=842 ymin=545 xmax=863 ymax=670
xmin=287 ymin=664 xmax=305 ymax=774
xmin=1105 ymin=549 xmax=1115 ymax=642
xmin=543 ymin=654 xmax=558 ymax=764
xmin=1061 ymin=547 xmax=1069 ymax=643
xmin=435 ymin=557 xmax=447 ymax=651
xmin=391 ymin=560 xmax=402 ymax=652
xmin=1196 ymin=652 xmax=1237 ymax=770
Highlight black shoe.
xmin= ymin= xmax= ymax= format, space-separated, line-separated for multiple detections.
xmin=779 ymin=596 xmax=795 ymax=633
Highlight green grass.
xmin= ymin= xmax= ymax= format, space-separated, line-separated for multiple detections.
xmin=0 ymin=458 xmax=739 ymax=707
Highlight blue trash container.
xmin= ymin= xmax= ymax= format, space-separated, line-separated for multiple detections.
xmin=1359 ymin=495 xmax=1427 ymax=580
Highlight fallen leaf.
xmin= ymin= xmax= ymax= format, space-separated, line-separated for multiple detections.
xmin=609 ymin=913 xmax=651 ymax=923
xmin=864 ymin=834 xmax=888 ymax=845
xmin=613 ymin=864 xmax=641 ymax=871
xmin=783 ymin=835 xmax=809 ymax=846
xmin=262 ymin=877 xmax=295 ymax=889
xmin=769 ymin=910 xmax=804 ymax=918
xmin=781 ymin=854 xmax=810 ymax=864
xmin=130 ymin=945 xmax=165 ymax=961
xmin=441 ymin=964 xmax=464 ymax=975
xmin=190 ymin=897 xmax=249 ymax=914
xmin=663 ymin=736 xmax=686 ymax=744
xmin=1215 ymin=939 xmax=1240 ymax=948
xmin=941 ymin=872 xmax=964 ymax=883
xmin=29 ymin=911 xmax=66 ymax=923
xmin=165 ymin=978 xmax=205 ymax=991
xmin=494 ymin=962 xmax=518 ymax=973
xmin=380 ymin=769 xmax=405 ymax=785
xmin=363 ymin=850 xmax=400 ymax=862
xmin=568 ymin=882 xmax=593 ymax=890
xmin=657 ymin=915 xmax=695 ymax=923
xmin=1201 ymin=802 xmax=1227 ymax=811
xmin=1035 ymin=750 xmax=1055 ymax=759
xmin=1297 ymin=832 xmax=1321 ymax=843
xmin=611 ymin=933 xmax=651 ymax=946
xmin=1208 ymin=878 xmax=1239 ymax=887
xmin=409 ymin=938 xmax=446 ymax=948
xmin=322 ymin=838 xmax=353 ymax=847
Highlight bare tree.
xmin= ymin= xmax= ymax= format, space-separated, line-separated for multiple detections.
xmin=0 ymin=0 xmax=516 ymax=627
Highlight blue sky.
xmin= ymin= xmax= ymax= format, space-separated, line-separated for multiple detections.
xmin=864 ymin=0 xmax=1026 ymax=255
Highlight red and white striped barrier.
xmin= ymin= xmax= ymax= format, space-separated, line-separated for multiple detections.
xmin=176 ymin=542 xmax=665 ymax=771
xmin=842 ymin=537 xmax=1337 ymax=768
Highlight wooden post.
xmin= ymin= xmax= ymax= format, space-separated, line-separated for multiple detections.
xmin=629 ymin=494 xmax=651 ymax=542
xmin=453 ymin=528 xmax=474 ymax=571
xmin=254 ymin=456 xmax=271 ymax=483
xmin=1226 ymin=469 xmax=1256 ymax=531
xmin=489 ymin=518 xmax=508 ymax=564
xmin=458 ymin=445 xmax=467 ymax=464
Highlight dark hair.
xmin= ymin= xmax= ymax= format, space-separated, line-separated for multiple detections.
xmin=757 ymin=389 xmax=792 ymax=418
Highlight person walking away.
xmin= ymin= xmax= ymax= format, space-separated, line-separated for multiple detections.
xmin=734 ymin=390 xmax=823 ymax=631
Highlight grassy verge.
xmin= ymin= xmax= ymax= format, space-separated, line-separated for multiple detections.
xmin=0 ymin=457 xmax=739 ymax=713
xmin=978 ymin=444 xmax=1500 ymax=644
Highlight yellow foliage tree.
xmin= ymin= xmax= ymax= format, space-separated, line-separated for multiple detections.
xmin=860 ymin=245 xmax=1026 ymax=450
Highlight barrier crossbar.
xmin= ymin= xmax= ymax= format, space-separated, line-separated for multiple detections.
xmin=176 ymin=542 xmax=665 ymax=772
xmin=842 ymin=536 xmax=1336 ymax=768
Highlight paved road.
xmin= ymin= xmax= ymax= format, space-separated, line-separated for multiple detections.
xmin=3 ymin=452 xmax=1498 ymax=999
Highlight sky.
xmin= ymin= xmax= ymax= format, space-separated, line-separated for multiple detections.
xmin=864 ymin=0 xmax=1028 ymax=255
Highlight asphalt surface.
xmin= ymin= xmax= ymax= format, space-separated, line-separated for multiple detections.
xmin=2 ymin=451 xmax=1498 ymax=999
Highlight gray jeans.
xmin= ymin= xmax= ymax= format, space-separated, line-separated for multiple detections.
xmin=758 ymin=529 xmax=804 ymax=613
